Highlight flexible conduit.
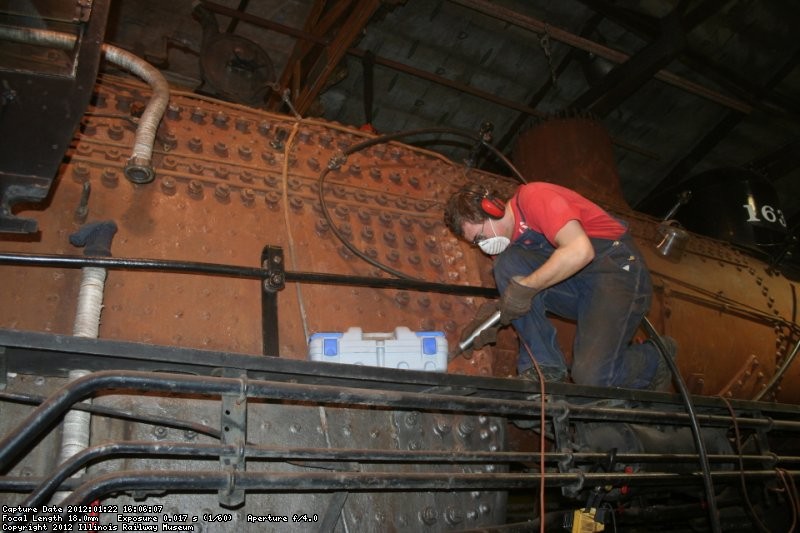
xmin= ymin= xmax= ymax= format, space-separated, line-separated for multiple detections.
xmin=52 ymin=266 xmax=108 ymax=503
xmin=0 ymin=26 xmax=169 ymax=183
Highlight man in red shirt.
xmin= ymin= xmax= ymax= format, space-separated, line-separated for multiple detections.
xmin=444 ymin=182 xmax=675 ymax=390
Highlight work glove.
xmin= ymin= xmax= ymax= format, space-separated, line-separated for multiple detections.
xmin=499 ymin=276 xmax=539 ymax=325
xmin=459 ymin=301 xmax=500 ymax=355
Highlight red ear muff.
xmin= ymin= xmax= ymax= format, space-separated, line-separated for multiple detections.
xmin=481 ymin=196 xmax=506 ymax=219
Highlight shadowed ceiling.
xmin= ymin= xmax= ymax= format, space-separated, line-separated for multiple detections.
xmin=98 ymin=0 xmax=800 ymax=271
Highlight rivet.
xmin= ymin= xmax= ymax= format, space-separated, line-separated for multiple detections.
xmin=417 ymin=296 xmax=430 ymax=308
xmin=265 ymin=191 xmax=280 ymax=209
xmin=433 ymin=419 xmax=451 ymax=436
xmin=408 ymin=254 xmax=421 ymax=265
xmin=375 ymin=194 xmax=388 ymax=206
xmin=429 ymin=256 xmax=442 ymax=268
xmin=365 ymin=247 xmax=378 ymax=259
xmin=290 ymin=423 xmax=301 ymax=433
xmin=188 ymin=180 xmax=203 ymax=199
xmin=108 ymin=124 xmax=124 ymax=140
xmin=338 ymin=246 xmax=353 ymax=261
xmin=153 ymin=426 xmax=167 ymax=439
xmin=389 ymin=172 xmax=402 ymax=184
xmin=399 ymin=217 xmax=412 ymax=229
xmin=395 ymin=291 xmax=410 ymax=306
xmin=439 ymin=299 xmax=452 ymax=311
xmin=357 ymin=208 xmax=371 ymax=223
xmin=213 ymin=112 xmax=229 ymax=128
xmin=415 ymin=201 xmax=429 ymax=212
xmin=240 ymin=170 xmax=255 ymax=183
xmin=214 ymin=183 xmax=230 ymax=202
xmin=379 ymin=212 xmax=392 ymax=226
xmin=101 ymin=169 xmax=118 ymax=188
xmin=235 ymin=118 xmax=250 ymax=132
xmin=264 ymin=175 xmax=278 ymax=188
xmin=190 ymin=108 xmax=206 ymax=124
xmin=383 ymin=231 xmax=397 ymax=245
xmin=289 ymin=197 xmax=304 ymax=211
xmin=240 ymin=188 xmax=255 ymax=205
xmin=161 ymin=177 xmax=176 ymax=195
xmin=261 ymin=151 xmax=276 ymax=165
xmin=404 ymin=234 xmax=417 ymax=247
xmin=419 ymin=507 xmax=437 ymax=526
xmin=408 ymin=176 xmax=420 ymax=188
xmin=188 ymin=137 xmax=203 ymax=153
xmin=214 ymin=166 xmax=229 ymax=179
xmin=319 ymin=134 xmax=332 ymax=148
xmin=458 ymin=420 xmax=475 ymax=437
xmin=72 ymin=163 xmax=90 ymax=183
xmin=214 ymin=142 xmax=229 ymax=158
xmin=307 ymin=157 xmax=320 ymax=171
xmin=386 ymin=250 xmax=400 ymax=262
xmin=238 ymin=145 xmax=252 ymax=160
xmin=315 ymin=219 xmax=330 ymax=235
xmin=166 ymin=104 xmax=182 ymax=120
xmin=339 ymin=223 xmax=353 ymax=238
xmin=189 ymin=162 xmax=204 ymax=175
xmin=162 ymin=156 xmax=178 ymax=170
xmin=444 ymin=508 xmax=463 ymax=526
xmin=258 ymin=121 xmax=271 ymax=135
xmin=354 ymin=191 xmax=368 ymax=203
xmin=370 ymin=167 xmax=381 ymax=180
xmin=334 ymin=205 xmax=350 ymax=219
xmin=104 ymin=148 xmax=121 ymax=161
xmin=297 ymin=130 xmax=312 ymax=144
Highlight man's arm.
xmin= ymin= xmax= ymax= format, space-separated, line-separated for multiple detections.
xmin=517 ymin=220 xmax=595 ymax=290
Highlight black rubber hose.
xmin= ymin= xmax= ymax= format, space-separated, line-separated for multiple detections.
xmin=318 ymin=126 xmax=527 ymax=281
xmin=642 ymin=317 xmax=722 ymax=533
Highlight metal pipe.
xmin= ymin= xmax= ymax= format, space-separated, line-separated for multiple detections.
xmin=58 ymin=468 xmax=800 ymax=510
xmin=0 ymin=27 xmax=169 ymax=183
xmin=0 ymin=252 xmax=497 ymax=297
xmin=21 ymin=437 xmax=797 ymax=511
xmin=3 ymin=370 xmax=798 ymax=474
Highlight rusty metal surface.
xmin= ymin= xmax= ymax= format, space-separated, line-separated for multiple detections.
xmin=1 ymin=77 xmax=798 ymax=402
xmin=513 ymin=116 xmax=799 ymax=404
xmin=0 ymin=75 xmax=509 ymax=377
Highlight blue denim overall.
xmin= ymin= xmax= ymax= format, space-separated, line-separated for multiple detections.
xmin=493 ymin=223 xmax=661 ymax=389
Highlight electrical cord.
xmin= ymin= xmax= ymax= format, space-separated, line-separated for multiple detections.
xmin=641 ymin=317 xmax=722 ymax=533
xmin=521 ymin=339 xmax=547 ymax=533
xmin=720 ymin=396 xmax=771 ymax=533
xmin=318 ymin=127 xmax=528 ymax=280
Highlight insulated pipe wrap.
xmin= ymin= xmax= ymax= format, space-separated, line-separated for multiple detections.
xmin=0 ymin=26 xmax=169 ymax=183
xmin=72 ymin=267 xmax=107 ymax=339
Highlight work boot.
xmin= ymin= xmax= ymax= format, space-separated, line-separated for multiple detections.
xmin=650 ymin=336 xmax=678 ymax=391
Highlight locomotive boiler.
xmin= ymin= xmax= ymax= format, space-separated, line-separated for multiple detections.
xmin=0 ymin=10 xmax=799 ymax=533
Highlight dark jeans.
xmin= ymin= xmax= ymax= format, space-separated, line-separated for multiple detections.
xmin=493 ymin=228 xmax=660 ymax=389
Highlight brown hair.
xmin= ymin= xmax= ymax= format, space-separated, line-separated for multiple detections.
xmin=443 ymin=183 xmax=501 ymax=238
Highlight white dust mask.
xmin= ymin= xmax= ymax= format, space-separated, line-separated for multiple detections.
xmin=477 ymin=219 xmax=510 ymax=255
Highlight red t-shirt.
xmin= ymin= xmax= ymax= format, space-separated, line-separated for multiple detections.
xmin=510 ymin=182 xmax=625 ymax=245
